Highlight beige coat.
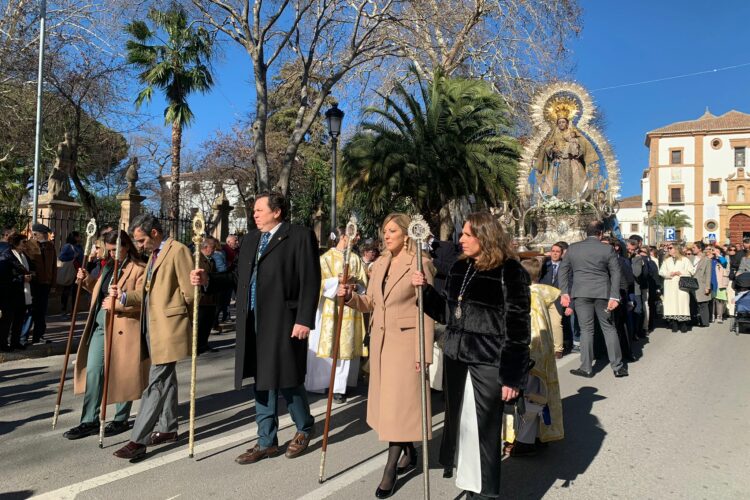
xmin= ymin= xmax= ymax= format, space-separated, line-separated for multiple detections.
xmin=74 ymin=259 xmax=150 ymax=403
xmin=124 ymin=238 xmax=196 ymax=365
xmin=348 ymin=251 xmax=435 ymax=442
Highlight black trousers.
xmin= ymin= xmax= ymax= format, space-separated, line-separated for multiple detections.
xmin=197 ymin=304 xmax=216 ymax=352
xmin=31 ymin=283 xmax=51 ymax=341
xmin=440 ymin=356 xmax=503 ymax=498
xmin=0 ymin=301 xmax=25 ymax=347
xmin=697 ymin=301 xmax=710 ymax=326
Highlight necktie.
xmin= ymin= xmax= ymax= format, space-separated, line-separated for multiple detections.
xmin=250 ymin=232 xmax=272 ymax=311
xmin=552 ymin=262 xmax=559 ymax=283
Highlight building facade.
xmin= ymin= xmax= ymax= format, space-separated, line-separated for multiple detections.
xmin=616 ymin=195 xmax=645 ymax=240
xmin=642 ymin=109 xmax=750 ymax=244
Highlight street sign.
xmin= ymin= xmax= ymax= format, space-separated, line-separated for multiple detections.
xmin=664 ymin=226 xmax=676 ymax=241
xmin=707 ymin=233 xmax=717 ymax=241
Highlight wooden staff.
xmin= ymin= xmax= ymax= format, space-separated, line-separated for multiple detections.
xmin=408 ymin=214 xmax=431 ymax=500
xmin=52 ymin=218 xmax=97 ymax=429
xmin=99 ymin=228 xmax=123 ymax=448
xmin=189 ymin=212 xmax=205 ymax=458
xmin=319 ymin=216 xmax=358 ymax=483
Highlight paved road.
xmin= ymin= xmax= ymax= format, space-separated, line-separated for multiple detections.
xmin=1 ymin=322 xmax=749 ymax=500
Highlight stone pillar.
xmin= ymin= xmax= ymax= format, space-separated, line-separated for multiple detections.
xmin=117 ymin=157 xmax=146 ymax=231
xmin=211 ymin=190 xmax=234 ymax=242
xmin=35 ymin=199 xmax=82 ymax=254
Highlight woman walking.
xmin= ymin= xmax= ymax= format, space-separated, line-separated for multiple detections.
xmin=338 ymin=213 xmax=434 ymax=498
xmin=63 ymin=230 xmax=149 ymax=439
xmin=658 ymin=244 xmax=695 ymax=333
xmin=412 ymin=212 xmax=531 ymax=498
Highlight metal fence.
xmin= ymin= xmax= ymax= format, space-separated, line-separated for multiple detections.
xmin=0 ymin=209 xmax=195 ymax=249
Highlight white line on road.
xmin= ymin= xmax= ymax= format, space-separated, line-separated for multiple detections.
xmin=30 ymin=397 xmax=362 ymax=500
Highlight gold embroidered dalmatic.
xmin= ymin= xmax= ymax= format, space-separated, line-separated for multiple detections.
xmin=316 ymin=248 xmax=368 ymax=360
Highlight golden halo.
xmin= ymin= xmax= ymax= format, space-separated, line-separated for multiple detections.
xmin=544 ymin=95 xmax=580 ymax=124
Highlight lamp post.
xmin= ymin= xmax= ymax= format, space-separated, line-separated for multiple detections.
xmin=31 ymin=0 xmax=47 ymax=225
xmin=645 ymin=199 xmax=653 ymax=245
xmin=325 ymin=103 xmax=344 ymax=245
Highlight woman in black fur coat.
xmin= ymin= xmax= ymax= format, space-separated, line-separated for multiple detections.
xmin=413 ymin=212 xmax=531 ymax=499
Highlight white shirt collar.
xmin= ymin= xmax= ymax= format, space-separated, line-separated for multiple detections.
xmin=264 ymin=222 xmax=283 ymax=238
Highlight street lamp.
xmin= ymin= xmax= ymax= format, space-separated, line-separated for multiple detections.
xmin=645 ymin=199 xmax=653 ymax=245
xmin=325 ymin=103 xmax=344 ymax=244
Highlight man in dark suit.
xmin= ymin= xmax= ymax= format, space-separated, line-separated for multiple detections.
xmin=539 ymin=241 xmax=572 ymax=357
xmin=559 ymin=221 xmax=627 ymax=378
xmin=192 ymin=192 xmax=321 ymax=465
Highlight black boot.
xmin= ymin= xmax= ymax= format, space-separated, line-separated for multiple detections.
xmin=670 ymin=320 xmax=679 ymax=332
xmin=679 ymin=321 xmax=689 ymax=333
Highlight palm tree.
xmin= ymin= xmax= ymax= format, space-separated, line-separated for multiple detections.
xmin=652 ymin=209 xmax=693 ymax=230
xmin=125 ymin=3 xmax=213 ymax=227
xmin=341 ymin=68 xmax=519 ymax=236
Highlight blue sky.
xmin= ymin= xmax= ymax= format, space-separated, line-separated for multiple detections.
xmin=137 ymin=0 xmax=750 ymax=198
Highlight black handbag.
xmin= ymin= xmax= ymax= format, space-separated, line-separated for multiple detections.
xmin=678 ymin=276 xmax=699 ymax=292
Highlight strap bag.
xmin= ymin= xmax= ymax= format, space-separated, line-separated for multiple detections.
xmin=678 ymin=276 xmax=699 ymax=292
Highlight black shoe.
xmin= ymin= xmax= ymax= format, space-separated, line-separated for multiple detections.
xmin=396 ymin=451 xmax=417 ymax=475
xmin=104 ymin=420 xmax=130 ymax=437
xmin=63 ymin=422 xmax=99 ymax=440
xmin=333 ymin=393 xmax=347 ymax=404
xmin=679 ymin=322 xmax=689 ymax=333
xmin=375 ymin=480 xmax=397 ymax=499
xmin=569 ymin=368 xmax=594 ymax=378
xmin=443 ymin=466 xmax=453 ymax=478
xmin=614 ymin=367 xmax=629 ymax=378
xmin=10 ymin=343 xmax=25 ymax=350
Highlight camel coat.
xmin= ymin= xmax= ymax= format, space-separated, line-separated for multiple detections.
xmin=124 ymin=238 xmax=196 ymax=365
xmin=347 ymin=251 xmax=435 ymax=442
xmin=74 ymin=259 xmax=150 ymax=403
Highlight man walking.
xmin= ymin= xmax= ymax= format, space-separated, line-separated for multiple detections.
xmin=112 ymin=214 xmax=195 ymax=460
xmin=191 ymin=192 xmax=320 ymax=464
xmin=559 ymin=221 xmax=627 ymax=378
xmin=29 ymin=224 xmax=56 ymax=344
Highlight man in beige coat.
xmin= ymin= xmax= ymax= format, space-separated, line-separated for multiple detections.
xmin=111 ymin=214 xmax=195 ymax=460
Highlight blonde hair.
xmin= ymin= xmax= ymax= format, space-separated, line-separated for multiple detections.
xmin=670 ymin=244 xmax=685 ymax=260
xmin=462 ymin=212 xmax=517 ymax=271
xmin=381 ymin=213 xmax=417 ymax=256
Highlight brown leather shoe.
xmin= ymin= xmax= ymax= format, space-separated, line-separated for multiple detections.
xmin=285 ymin=431 xmax=312 ymax=458
xmin=235 ymin=444 xmax=281 ymax=464
xmin=113 ymin=441 xmax=146 ymax=460
xmin=148 ymin=431 xmax=178 ymax=446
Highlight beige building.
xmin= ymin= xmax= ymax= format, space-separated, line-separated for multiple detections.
xmin=642 ymin=109 xmax=750 ymax=244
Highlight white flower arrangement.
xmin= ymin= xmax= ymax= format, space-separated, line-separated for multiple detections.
xmin=538 ymin=197 xmax=579 ymax=214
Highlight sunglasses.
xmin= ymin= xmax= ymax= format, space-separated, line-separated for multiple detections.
xmin=667 ymin=246 xmax=674 ymax=249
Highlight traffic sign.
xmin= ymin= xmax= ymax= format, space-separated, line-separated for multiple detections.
xmin=664 ymin=226 xmax=676 ymax=241
xmin=707 ymin=233 xmax=717 ymax=241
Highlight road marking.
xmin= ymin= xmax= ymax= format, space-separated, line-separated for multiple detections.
xmin=31 ymin=397 xmax=363 ymax=500
xmin=298 ymin=420 xmax=446 ymax=500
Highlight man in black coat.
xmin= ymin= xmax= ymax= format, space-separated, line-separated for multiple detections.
xmin=539 ymin=241 xmax=572 ymax=356
xmin=192 ymin=192 xmax=321 ymax=465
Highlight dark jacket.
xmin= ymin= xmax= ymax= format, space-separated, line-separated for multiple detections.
xmin=31 ymin=240 xmax=56 ymax=286
xmin=0 ymin=249 xmax=29 ymax=307
xmin=539 ymin=258 xmax=564 ymax=314
xmin=429 ymin=239 xmax=460 ymax=294
xmin=422 ymin=258 xmax=531 ymax=389
xmin=207 ymin=223 xmax=321 ymax=391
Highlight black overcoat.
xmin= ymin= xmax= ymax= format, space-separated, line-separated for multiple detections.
xmin=209 ymin=223 xmax=321 ymax=391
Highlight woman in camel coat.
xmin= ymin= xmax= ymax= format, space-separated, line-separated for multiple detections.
xmin=63 ymin=230 xmax=149 ymax=440
xmin=340 ymin=213 xmax=435 ymax=498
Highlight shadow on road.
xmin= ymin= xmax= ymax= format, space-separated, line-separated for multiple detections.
xmin=498 ymin=386 xmax=607 ymax=499
xmin=0 ymin=491 xmax=34 ymax=500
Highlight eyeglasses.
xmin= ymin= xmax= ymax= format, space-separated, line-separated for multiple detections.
xmin=667 ymin=246 xmax=674 ymax=249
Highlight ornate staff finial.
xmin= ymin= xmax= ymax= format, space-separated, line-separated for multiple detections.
xmin=408 ymin=214 xmax=430 ymax=242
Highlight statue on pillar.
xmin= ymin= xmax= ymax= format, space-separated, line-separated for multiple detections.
xmin=44 ymin=132 xmax=76 ymax=201
xmin=124 ymin=157 xmax=140 ymax=195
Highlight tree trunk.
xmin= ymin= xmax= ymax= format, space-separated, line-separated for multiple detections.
xmin=70 ymin=166 xmax=98 ymax=219
xmin=170 ymin=120 xmax=181 ymax=238
xmin=439 ymin=203 xmax=454 ymax=241
xmin=253 ymin=61 xmax=270 ymax=193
